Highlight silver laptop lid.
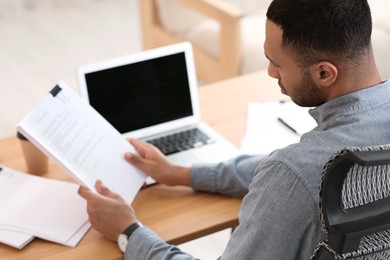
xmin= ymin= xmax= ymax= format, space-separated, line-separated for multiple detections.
xmin=77 ymin=42 xmax=200 ymax=139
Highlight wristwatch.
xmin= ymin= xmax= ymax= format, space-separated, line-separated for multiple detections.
xmin=117 ymin=221 xmax=143 ymax=253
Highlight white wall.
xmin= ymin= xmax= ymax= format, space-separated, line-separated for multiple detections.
xmin=0 ymin=0 xmax=141 ymax=138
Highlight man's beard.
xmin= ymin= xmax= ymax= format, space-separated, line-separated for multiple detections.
xmin=284 ymin=71 xmax=328 ymax=107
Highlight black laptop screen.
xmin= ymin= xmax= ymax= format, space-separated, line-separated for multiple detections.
xmin=84 ymin=52 xmax=193 ymax=134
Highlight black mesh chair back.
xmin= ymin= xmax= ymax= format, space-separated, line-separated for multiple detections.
xmin=311 ymin=145 xmax=390 ymax=259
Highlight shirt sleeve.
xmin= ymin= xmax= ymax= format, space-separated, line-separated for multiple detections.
xmin=126 ymin=159 xmax=321 ymax=259
xmin=220 ymin=161 xmax=321 ymax=259
xmin=190 ymin=154 xmax=265 ymax=198
xmin=125 ymin=226 xmax=200 ymax=260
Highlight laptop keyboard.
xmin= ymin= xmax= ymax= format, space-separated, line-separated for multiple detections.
xmin=146 ymin=128 xmax=215 ymax=155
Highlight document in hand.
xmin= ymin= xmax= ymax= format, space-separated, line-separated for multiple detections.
xmin=17 ymin=81 xmax=147 ymax=203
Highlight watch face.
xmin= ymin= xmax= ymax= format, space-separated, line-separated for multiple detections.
xmin=118 ymin=234 xmax=128 ymax=253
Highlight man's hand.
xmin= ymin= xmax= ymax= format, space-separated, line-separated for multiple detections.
xmin=126 ymin=138 xmax=191 ymax=186
xmin=78 ymin=180 xmax=136 ymax=241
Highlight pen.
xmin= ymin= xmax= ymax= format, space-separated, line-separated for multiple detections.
xmin=277 ymin=117 xmax=299 ymax=135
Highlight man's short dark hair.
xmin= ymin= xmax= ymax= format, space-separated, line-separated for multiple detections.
xmin=266 ymin=0 xmax=372 ymax=67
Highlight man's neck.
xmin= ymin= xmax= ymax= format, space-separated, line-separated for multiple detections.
xmin=328 ymin=54 xmax=382 ymax=100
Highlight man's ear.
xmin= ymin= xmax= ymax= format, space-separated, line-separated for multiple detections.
xmin=310 ymin=61 xmax=338 ymax=88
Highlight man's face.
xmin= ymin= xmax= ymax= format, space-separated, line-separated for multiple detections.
xmin=263 ymin=20 xmax=327 ymax=107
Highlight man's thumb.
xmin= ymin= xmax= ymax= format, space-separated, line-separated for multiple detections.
xmin=95 ymin=180 xmax=113 ymax=197
xmin=125 ymin=152 xmax=144 ymax=168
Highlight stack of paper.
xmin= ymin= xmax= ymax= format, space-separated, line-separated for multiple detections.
xmin=0 ymin=166 xmax=90 ymax=249
xmin=241 ymin=101 xmax=316 ymax=155
xmin=0 ymin=229 xmax=33 ymax=249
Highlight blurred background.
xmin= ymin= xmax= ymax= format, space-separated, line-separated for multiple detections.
xmin=0 ymin=0 xmax=141 ymax=139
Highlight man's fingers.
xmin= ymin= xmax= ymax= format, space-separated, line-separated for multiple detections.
xmin=125 ymin=152 xmax=147 ymax=169
xmin=77 ymin=186 xmax=86 ymax=197
xmin=128 ymin=138 xmax=148 ymax=156
xmin=95 ymin=180 xmax=123 ymax=200
xmin=95 ymin=180 xmax=109 ymax=194
xmin=78 ymin=185 xmax=94 ymax=199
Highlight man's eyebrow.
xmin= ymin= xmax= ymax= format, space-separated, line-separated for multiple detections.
xmin=264 ymin=53 xmax=278 ymax=65
xmin=264 ymin=53 xmax=273 ymax=62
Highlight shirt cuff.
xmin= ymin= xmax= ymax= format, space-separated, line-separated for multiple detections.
xmin=125 ymin=226 xmax=162 ymax=259
xmin=190 ymin=163 xmax=219 ymax=193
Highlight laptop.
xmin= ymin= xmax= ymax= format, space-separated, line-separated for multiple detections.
xmin=77 ymin=42 xmax=240 ymax=182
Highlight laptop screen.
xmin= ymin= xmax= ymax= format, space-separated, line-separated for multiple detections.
xmin=83 ymin=52 xmax=193 ymax=134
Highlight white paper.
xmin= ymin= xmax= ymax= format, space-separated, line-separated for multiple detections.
xmin=17 ymin=81 xmax=147 ymax=203
xmin=0 ymin=222 xmax=90 ymax=248
xmin=0 ymin=228 xmax=34 ymax=249
xmin=0 ymin=166 xmax=90 ymax=247
xmin=277 ymin=100 xmax=317 ymax=135
xmin=240 ymin=101 xmax=316 ymax=155
xmin=65 ymin=221 xmax=91 ymax=247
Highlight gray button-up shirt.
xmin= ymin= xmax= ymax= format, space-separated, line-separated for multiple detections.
xmin=126 ymin=80 xmax=390 ymax=259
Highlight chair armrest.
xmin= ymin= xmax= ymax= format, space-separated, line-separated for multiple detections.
xmin=176 ymin=0 xmax=244 ymax=22
xmin=176 ymin=0 xmax=244 ymax=78
xmin=140 ymin=0 xmax=247 ymax=81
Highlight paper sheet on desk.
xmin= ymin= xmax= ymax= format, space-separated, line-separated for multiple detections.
xmin=0 ymin=166 xmax=90 ymax=248
xmin=277 ymin=100 xmax=317 ymax=135
xmin=240 ymin=101 xmax=316 ymax=155
xmin=0 ymin=229 xmax=33 ymax=249
xmin=0 ymin=221 xmax=90 ymax=249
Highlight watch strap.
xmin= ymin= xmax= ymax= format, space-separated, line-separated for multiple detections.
xmin=122 ymin=221 xmax=143 ymax=238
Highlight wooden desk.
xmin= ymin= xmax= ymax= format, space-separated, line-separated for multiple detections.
xmin=0 ymin=70 xmax=282 ymax=259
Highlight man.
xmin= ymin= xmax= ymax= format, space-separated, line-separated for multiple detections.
xmin=78 ymin=0 xmax=390 ymax=258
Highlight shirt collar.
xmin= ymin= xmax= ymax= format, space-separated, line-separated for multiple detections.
xmin=309 ymin=80 xmax=390 ymax=126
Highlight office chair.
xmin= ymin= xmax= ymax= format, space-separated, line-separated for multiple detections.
xmin=311 ymin=145 xmax=390 ymax=259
